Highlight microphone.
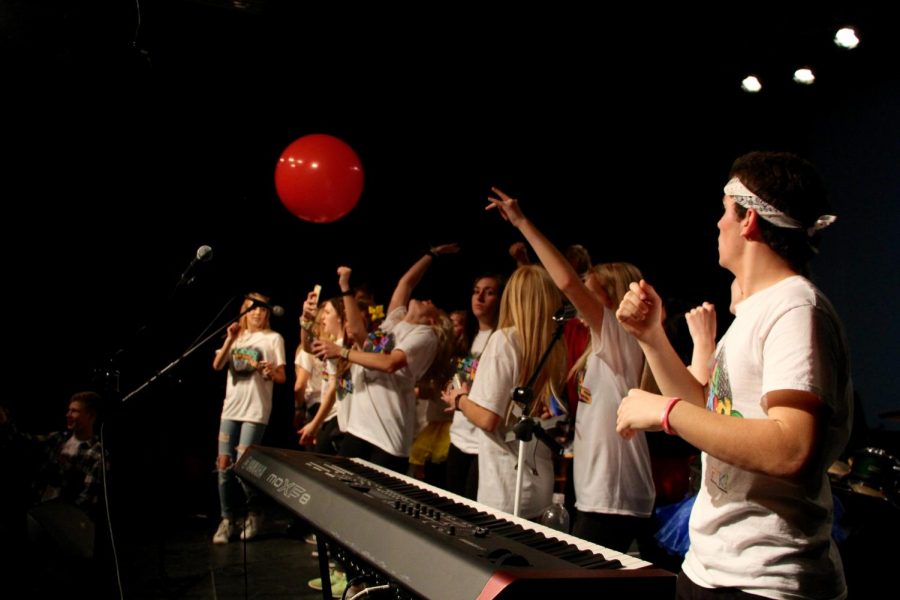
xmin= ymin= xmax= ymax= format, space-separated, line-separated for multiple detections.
xmin=552 ymin=304 xmax=578 ymax=323
xmin=195 ymin=245 xmax=214 ymax=262
xmin=177 ymin=245 xmax=214 ymax=288
xmin=248 ymin=298 xmax=285 ymax=317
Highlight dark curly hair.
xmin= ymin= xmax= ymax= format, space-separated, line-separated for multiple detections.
xmin=729 ymin=151 xmax=832 ymax=274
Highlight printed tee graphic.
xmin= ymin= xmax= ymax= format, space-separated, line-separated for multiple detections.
xmin=455 ymin=352 xmax=482 ymax=386
xmin=706 ymin=348 xmax=743 ymax=418
xmin=576 ymin=368 xmax=592 ymax=404
xmin=231 ymin=345 xmax=263 ymax=380
xmin=706 ymin=347 xmax=742 ymax=493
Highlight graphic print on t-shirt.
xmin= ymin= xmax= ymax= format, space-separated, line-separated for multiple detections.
xmin=706 ymin=349 xmax=743 ymax=418
xmin=363 ymin=329 xmax=395 ymax=354
xmin=455 ymin=352 xmax=481 ymax=385
xmin=337 ymin=370 xmax=353 ymax=400
xmin=231 ymin=345 xmax=262 ymax=380
xmin=706 ymin=348 xmax=742 ymax=493
xmin=576 ymin=368 xmax=592 ymax=404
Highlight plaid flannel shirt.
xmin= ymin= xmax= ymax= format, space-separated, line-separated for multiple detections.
xmin=34 ymin=431 xmax=109 ymax=512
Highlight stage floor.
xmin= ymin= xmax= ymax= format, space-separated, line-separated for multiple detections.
xmin=21 ymin=505 xmax=331 ymax=599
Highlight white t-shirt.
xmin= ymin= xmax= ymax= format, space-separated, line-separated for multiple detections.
xmin=297 ymin=342 xmax=343 ymax=423
xmin=345 ymin=307 xmax=438 ymax=457
xmin=573 ymin=309 xmax=655 ymax=516
xmin=683 ymin=276 xmax=852 ymax=600
xmin=336 ymin=366 xmax=352 ymax=433
xmin=468 ymin=328 xmax=554 ymax=519
xmin=295 ymin=349 xmax=324 ymax=408
xmin=449 ymin=329 xmax=493 ymax=454
xmin=220 ymin=329 xmax=286 ymax=425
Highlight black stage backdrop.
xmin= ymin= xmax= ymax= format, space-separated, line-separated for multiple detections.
xmin=4 ymin=2 xmax=898 ymax=482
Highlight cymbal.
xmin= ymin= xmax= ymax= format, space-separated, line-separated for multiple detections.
xmin=879 ymin=410 xmax=900 ymax=422
xmin=828 ymin=460 xmax=850 ymax=478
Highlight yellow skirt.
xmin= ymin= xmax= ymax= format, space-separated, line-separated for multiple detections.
xmin=409 ymin=421 xmax=452 ymax=466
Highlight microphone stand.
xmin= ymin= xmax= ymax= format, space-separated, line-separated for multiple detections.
xmin=105 ymin=248 xmax=215 ymax=395
xmin=511 ymin=307 xmax=571 ymax=517
xmin=120 ymin=301 xmax=252 ymax=403
xmin=170 ymin=245 xmax=213 ymax=299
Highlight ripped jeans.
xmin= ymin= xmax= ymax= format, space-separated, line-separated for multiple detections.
xmin=217 ymin=419 xmax=266 ymax=519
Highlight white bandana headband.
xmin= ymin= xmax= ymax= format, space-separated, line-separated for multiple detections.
xmin=724 ymin=177 xmax=836 ymax=236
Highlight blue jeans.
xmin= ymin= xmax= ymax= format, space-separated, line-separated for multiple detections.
xmin=217 ymin=419 xmax=266 ymax=519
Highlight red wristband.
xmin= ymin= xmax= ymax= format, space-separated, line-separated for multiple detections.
xmin=661 ymin=397 xmax=681 ymax=435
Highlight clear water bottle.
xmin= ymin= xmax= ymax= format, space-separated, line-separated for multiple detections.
xmin=540 ymin=493 xmax=570 ymax=533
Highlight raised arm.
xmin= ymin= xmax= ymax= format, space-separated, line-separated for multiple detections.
xmin=616 ymin=280 xmax=706 ymax=406
xmin=336 ymin=267 xmax=368 ymax=347
xmin=615 ymin=282 xmax=819 ymax=477
xmin=388 ymin=243 xmax=460 ymax=314
xmin=685 ymin=302 xmax=717 ymax=386
xmin=299 ymin=290 xmax=319 ymax=352
xmin=212 ymin=322 xmax=241 ymax=370
xmin=487 ymin=187 xmax=604 ymax=334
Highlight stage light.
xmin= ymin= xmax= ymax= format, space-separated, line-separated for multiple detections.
xmin=834 ymin=27 xmax=859 ymax=49
xmin=793 ymin=68 xmax=815 ymax=85
xmin=741 ymin=75 xmax=762 ymax=93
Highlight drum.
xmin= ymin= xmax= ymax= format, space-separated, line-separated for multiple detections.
xmin=828 ymin=459 xmax=850 ymax=480
xmin=847 ymin=447 xmax=900 ymax=502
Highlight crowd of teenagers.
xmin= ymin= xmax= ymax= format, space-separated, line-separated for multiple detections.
xmin=209 ymin=151 xmax=856 ymax=599
xmin=2 ymin=151 xmax=856 ymax=600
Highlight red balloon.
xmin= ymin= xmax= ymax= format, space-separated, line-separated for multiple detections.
xmin=274 ymin=134 xmax=364 ymax=223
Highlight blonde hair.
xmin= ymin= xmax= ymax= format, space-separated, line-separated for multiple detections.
xmin=570 ymin=262 xmax=644 ymax=379
xmin=417 ymin=310 xmax=457 ymax=402
xmin=498 ymin=266 xmax=567 ymax=419
xmin=594 ymin=262 xmax=643 ymax=308
xmin=239 ymin=292 xmax=272 ymax=333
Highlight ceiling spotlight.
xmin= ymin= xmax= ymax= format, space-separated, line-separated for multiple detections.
xmin=741 ymin=75 xmax=762 ymax=93
xmin=834 ymin=27 xmax=859 ymax=49
xmin=793 ymin=68 xmax=815 ymax=85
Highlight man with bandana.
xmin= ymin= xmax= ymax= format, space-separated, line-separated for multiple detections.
xmin=615 ymin=152 xmax=851 ymax=599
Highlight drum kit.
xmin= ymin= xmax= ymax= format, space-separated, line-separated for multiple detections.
xmin=830 ymin=447 xmax=900 ymax=508
xmin=829 ymin=413 xmax=900 ymax=596
xmin=829 ymin=408 xmax=900 ymax=510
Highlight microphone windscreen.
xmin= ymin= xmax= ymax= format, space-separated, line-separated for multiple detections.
xmin=196 ymin=245 xmax=214 ymax=261
xmin=271 ymin=305 xmax=285 ymax=317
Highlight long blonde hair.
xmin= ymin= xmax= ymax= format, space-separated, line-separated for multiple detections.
xmin=569 ymin=262 xmax=643 ymax=378
xmin=239 ymin=292 xmax=273 ymax=333
xmin=498 ymin=266 xmax=567 ymax=418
